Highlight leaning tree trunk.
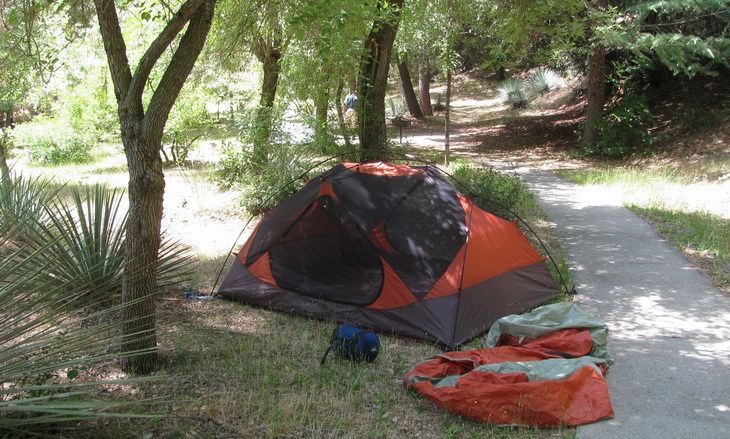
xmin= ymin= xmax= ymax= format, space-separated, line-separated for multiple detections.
xmin=395 ymin=52 xmax=423 ymax=119
xmin=581 ymin=43 xmax=607 ymax=149
xmin=418 ymin=66 xmax=434 ymax=117
xmin=95 ymin=0 xmax=217 ymax=375
xmin=358 ymin=0 xmax=405 ymax=161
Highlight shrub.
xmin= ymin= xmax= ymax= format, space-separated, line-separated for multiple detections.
xmin=526 ymin=67 xmax=564 ymax=95
xmin=0 ymin=172 xmax=58 ymax=242
xmin=239 ymin=143 xmax=313 ymax=215
xmin=584 ymin=92 xmax=654 ymax=157
xmin=448 ymin=162 xmax=533 ymax=219
xmin=12 ymin=117 xmax=94 ymax=165
xmin=1 ymin=217 xmax=161 ymax=431
xmin=6 ymin=180 xmax=194 ymax=306
xmin=162 ymin=91 xmax=213 ymax=164
xmin=496 ymin=78 xmax=530 ymax=109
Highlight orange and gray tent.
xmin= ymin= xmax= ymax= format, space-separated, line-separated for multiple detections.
xmin=217 ymin=162 xmax=559 ymax=347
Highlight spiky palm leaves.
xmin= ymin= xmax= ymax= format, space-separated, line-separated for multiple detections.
xmin=497 ymin=68 xmax=565 ymax=109
xmin=1 ymin=174 xmax=191 ymax=430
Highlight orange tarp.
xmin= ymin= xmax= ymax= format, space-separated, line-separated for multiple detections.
xmin=405 ymin=329 xmax=614 ymax=427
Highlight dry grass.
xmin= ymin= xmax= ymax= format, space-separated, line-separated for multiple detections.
xmin=54 ymin=288 xmax=575 ymax=439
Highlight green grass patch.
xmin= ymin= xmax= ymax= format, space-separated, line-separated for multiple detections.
xmin=629 ymin=206 xmax=730 ymax=292
xmin=76 ymin=297 xmax=576 ymax=439
xmin=559 ymin=165 xmax=730 ymax=294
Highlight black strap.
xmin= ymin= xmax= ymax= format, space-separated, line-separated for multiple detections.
xmin=321 ymin=329 xmax=371 ymax=365
xmin=320 ymin=346 xmax=333 ymax=365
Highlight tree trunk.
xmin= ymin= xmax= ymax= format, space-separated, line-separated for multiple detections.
xmin=395 ymin=52 xmax=423 ymax=119
xmin=94 ymin=0 xmax=217 ymax=375
xmin=444 ymin=69 xmax=452 ymax=166
xmin=0 ymin=136 xmax=9 ymax=181
xmin=358 ymin=0 xmax=405 ymax=161
xmin=314 ymin=87 xmax=330 ymax=150
xmin=120 ymin=127 xmax=165 ymax=374
xmin=581 ymin=0 xmax=609 ymax=150
xmin=0 ymin=106 xmax=9 ymax=178
xmin=581 ymin=43 xmax=606 ymax=149
xmin=253 ymin=39 xmax=283 ymax=165
xmin=418 ymin=66 xmax=433 ymax=116
xmin=335 ymin=79 xmax=353 ymax=149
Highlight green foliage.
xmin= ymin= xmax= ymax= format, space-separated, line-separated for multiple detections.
xmin=241 ymin=150 xmax=309 ymax=215
xmin=584 ymin=91 xmax=654 ymax=157
xmin=11 ymin=117 xmax=95 ymax=165
xmin=162 ymin=89 xmax=213 ymax=164
xmin=0 ymin=175 xmax=162 ymax=431
xmin=57 ymin=88 xmax=118 ymax=140
xmin=1 ymin=175 xmax=194 ymax=306
xmin=597 ymin=0 xmax=730 ymax=77
xmin=219 ymin=139 xmax=314 ymax=215
xmin=496 ymin=78 xmax=531 ymax=109
xmin=526 ymin=67 xmax=564 ymax=95
xmin=216 ymin=139 xmax=251 ymax=188
xmin=0 ymin=172 xmax=57 ymax=240
xmin=448 ymin=162 xmax=534 ymax=219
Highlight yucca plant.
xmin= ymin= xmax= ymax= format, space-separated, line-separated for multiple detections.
xmin=0 ymin=181 xmax=162 ymax=433
xmin=496 ymin=78 xmax=531 ymax=109
xmin=9 ymin=182 xmax=194 ymax=306
xmin=0 ymin=172 xmax=58 ymax=243
xmin=526 ymin=67 xmax=564 ymax=96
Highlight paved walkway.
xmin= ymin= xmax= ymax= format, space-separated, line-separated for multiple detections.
xmin=518 ymin=169 xmax=730 ymax=439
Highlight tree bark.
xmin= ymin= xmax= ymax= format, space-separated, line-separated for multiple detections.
xmin=0 ymin=137 xmax=9 ymax=181
xmin=358 ymin=0 xmax=405 ymax=161
xmin=395 ymin=52 xmax=423 ymax=119
xmin=94 ymin=0 xmax=217 ymax=375
xmin=335 ymin=78 xmax=353 ymax=149
xmin=444 ymin=69 xmax=452 ymax=166
xmin=418 ymin=66 xmax=433 ymax=116
xmin=253 ymin=37 xmax=284 ymax=165
xmin=581 ymin=43 xmax=606 ymax=150
xmin=314 ymin=86 xmax=330 ymax=150
xmin=581 ymin=0 xmax=609 ymax=150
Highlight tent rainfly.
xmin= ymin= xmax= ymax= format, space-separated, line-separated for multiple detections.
xmin=217 ymin=162 xmax=560 ymax=348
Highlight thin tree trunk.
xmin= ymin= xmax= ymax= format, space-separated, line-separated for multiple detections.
xmin=358 ymin=0 xmax=405 ymax=161
xmin=335 ymin=79 xmax=353 ymax=149
xmin=444 ymin=69 xmax=452 ymax=166
xmin=418 ymin=66 xmax=433 ymax=116
xmin=581 ymin=43 xmax=606 ymax=149
xmin=0 ymin=107 xmax=10 ymax=177
xmin=254 ymin=39 xmax=283 ymax=165
xmin=395 ymin=52 xmax=423 ymax=119
xmin=0 ymin=137 xmax=9 ymax=181
xmin=314 ymin=87 xmax=330 ymax=150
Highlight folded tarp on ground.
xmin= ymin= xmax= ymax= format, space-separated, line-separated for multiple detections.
xmin=404 ymin=303 xmax=614 ymax=427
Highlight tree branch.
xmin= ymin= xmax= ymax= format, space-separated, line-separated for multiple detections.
xmin=128 ymin=0 xmax=206 ymax=104
xmin=144 ymin=0 xmax=217 ymax=137
xmin=93 ymin=0 xmax=133 ymax=106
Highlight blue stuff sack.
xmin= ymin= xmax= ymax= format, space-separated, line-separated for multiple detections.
xmin=320 ymin=324 xmax=380 ymax=364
